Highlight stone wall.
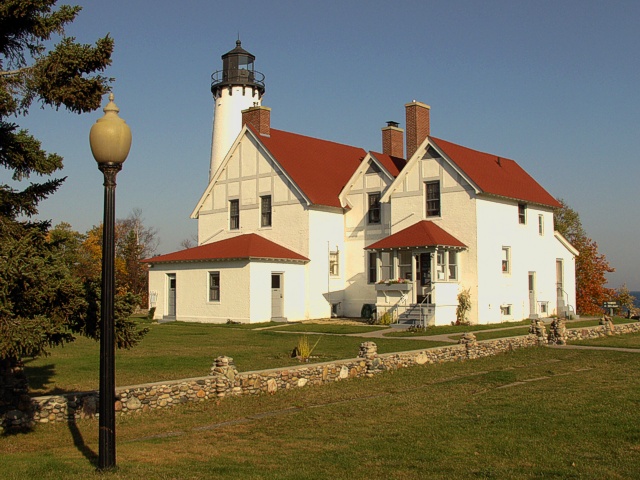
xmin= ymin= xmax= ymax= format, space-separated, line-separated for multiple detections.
xmin=3 ymin=321 xmax=639 ymax=431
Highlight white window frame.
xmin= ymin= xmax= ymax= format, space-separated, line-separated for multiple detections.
xmin=502 ymin=247 xmax=511 ymax=274
xmin=448 ymin=251 xmax=458 ymax=280
xmin=518 ymin=203 xmax=527 ymax=224
xmin=229 ymin=199 xmax=240 ymax=230
xmin=260 ymin=195 xmax=272 ymax=228
xmin=380 ymin=251 xmax=393 ymax=282
xmin=425 ymin=181 xmax=441 ymax=217
xmin=538 ymin=214 xmax=544 ymax=236
xmin=329 ymin=250 xmax=339 ymax=277
xmin=367 ymin=192 xmax=381 ymax=225
xmin=208 ymin=271 xmax=220 ymax=302
xmin=368 ymin=252 xmax=378 ymax=284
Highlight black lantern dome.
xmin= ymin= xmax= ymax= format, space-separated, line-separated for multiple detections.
xmin=211 ymin=40 xmax=265 ymax=97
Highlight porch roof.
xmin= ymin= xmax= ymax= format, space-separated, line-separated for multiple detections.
xmin=142 ymin=233 xmax=309 ymax=264
xmin=365 ymin=221 xmax=466 ymax=250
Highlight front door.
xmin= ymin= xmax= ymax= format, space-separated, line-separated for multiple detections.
xmin=528 ymin=272 xmax=537 ymax=318
xmin=271 ymin=273 xmax=284 ymax=319
xmin=417 ymin=253 xmax=432 ymax=303
xmin=167 ymin=274 xmax=176 ymax=317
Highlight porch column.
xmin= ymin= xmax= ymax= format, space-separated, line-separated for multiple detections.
xmin=411 ymin=253 xmax=418 ymax=304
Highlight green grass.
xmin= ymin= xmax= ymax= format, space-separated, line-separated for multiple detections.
xmin=383 ymin=319 xmax=532 ymax=337
xmin=572 ymin=330 xmax=640 ymax=349
xmin=3 ymin=344 xmax=640 ymax=478
xmin=23 ymin=320 xmax=445 ymax=395
xmin=268 ymin=323 xmax=385 ymax=334
xmin=449 ymin=326 xmax=533 ymax=341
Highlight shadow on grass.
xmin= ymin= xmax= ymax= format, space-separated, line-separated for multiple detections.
xmin=68 ymin=418 xmax=98 ymax=467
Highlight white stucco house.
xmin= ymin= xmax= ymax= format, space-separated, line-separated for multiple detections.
xmin=145 ymin=42 xmax=577 ymax=325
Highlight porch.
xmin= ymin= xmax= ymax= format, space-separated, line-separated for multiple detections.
xmin=366 ymin=221 xmax=467 ymax=327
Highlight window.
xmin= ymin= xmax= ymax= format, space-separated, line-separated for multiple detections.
xmin=425 ymin=181 xmax=441 ymax=217
xmin=229 ymin=199 xmax=239 ymax=230
xmin=448 ymin=251 xmax=458 ymax=280
xmin=500 ymin=305 xmax=512 ymax=316
xmin=329 ymin=250 xmax=339 ymax=276
xmin=260 ymin=195 xmax=272 ymax=227
xmin=368 ymin=252 xmax=378 ymax=284
xmin=518 ymin=203 xmax=527 ymax=224
xmin=538 ymin=214 xmax=544 ymax=236
xmin=399 ymin=251 xmax=412 ymax=280
xmin=436 ymin=251 xmax=446 ymax=280
xmin=380 ymin=251 xmax=393 ymax=282
xmin=368 ymin=192 xmax=381 ymax=224
xmin=502 ymin=247 xmax=511 ymax=274
xmin=209 ymin=272 xmax=220 ymax=302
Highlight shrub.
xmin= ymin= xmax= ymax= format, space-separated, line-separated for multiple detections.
xmin=456 ymin=288 xmax=472 ymax=325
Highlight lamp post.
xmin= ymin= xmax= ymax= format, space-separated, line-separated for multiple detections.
xmin=89 ymin=93 xmax=132 ymax=471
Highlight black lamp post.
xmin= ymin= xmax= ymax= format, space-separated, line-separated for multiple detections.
xmin=89 ymin=93 xmax=132 ymax=471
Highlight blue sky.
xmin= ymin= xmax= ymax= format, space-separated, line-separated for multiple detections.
xmin=22 ymin=1 xmax=639 ymax=289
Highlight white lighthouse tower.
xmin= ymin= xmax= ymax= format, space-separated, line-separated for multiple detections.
xmin=209 ymin=40 xmax=266 ymax=180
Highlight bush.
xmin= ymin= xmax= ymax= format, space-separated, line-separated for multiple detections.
xmin=456 ymin=288 xmax=472 ymax=325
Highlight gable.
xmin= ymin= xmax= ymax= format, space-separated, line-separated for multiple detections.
xmin=192 ymin=128 xmax=310 ymax=219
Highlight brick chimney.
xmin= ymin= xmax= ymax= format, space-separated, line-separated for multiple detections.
xmin=242 ymin=105 xmax=271 ymax=136
xmin=405 ymin=101 xmax=430 ymax=159
xmin=382 ymin=121 xmax=404 ymax=158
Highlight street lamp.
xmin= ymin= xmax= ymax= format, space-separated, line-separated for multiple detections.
xmin=89 ymin=93 xmax=132 ymax=471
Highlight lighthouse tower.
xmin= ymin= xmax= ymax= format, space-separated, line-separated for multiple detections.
xmin=209 ymin=40 xmax=266 ymax=180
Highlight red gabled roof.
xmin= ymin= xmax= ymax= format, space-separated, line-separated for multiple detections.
xmin=370 ymin=152 xmax=407 ymax=177
xmin=429 ymin=137 xmax=561 ymax=208
xmin=365 ymin=221 xmax=466 ymax=250
xmin=253 ymin=127 xmax=366 ymax=208
xmin=143 ymin=233 xmax=309 ymax=264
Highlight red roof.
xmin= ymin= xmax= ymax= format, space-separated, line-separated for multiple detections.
xmin=143 ymin=233 xmax=308 ymax=264
xmin=365 ymin=221 xmax=466 ymax=250
xmin=429 ymin=137 xmax=560 ymax=208
xmin=253 ymin=127 xmax=366 ymax=208
xmin=370 ymin=152 xmax=407 ymax=177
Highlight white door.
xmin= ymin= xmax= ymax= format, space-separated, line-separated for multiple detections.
xmin=271 ymin=273 xmax=283 ymax=319
xmin=167 ymin=274 xmax=176 ymax=317
xmin=528 ymin=272 xmax=537 ymax=318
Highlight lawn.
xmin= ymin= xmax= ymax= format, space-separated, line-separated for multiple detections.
xmin=2 ymin=343 xmax=640 ymax=479
xmin=23 ymin=320 xmax=444 ymax=395
xmin=268 ymin=323 xmax=385 ymax=335
xmin=383 ymin=319 xmax=532 ymax=337
xmin=572 ymin=330 xmax=640 ymax=349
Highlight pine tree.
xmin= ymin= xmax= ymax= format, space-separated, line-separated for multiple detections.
xmin=0 ymin=2 xmax=146 ymax=417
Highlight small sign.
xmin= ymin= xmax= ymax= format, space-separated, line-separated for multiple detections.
xmin=603 ymin=301 xmax=618 ymax=308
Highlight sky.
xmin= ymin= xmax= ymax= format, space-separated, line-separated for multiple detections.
xmin=18 ymin=0 xmax=640 ymax=289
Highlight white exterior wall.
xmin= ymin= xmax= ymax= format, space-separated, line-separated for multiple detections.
xmin=148 ymin=260 xmax=250 ymax=323
xmin=343 ymin=166 xmax=393 ymax=317
xmin=210 ymin=86 xmax=262 ymax=179
xmin=308 ymin=209 xmax=346 ymax=319
xmin=553 ymin=235 xmax=577 ymax=316
xmin=387 ymin=152 xmax=480 ymax=322
xmin=476 ymin=198 xmax=561 ymax=323
xmin=198 ymin=135 xmax=310 ymax=257
xmin=248 ymin=262 xmax=307 ymax=323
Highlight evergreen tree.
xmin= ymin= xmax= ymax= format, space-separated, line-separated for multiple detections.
xmin=0 ymin=2 xmax=145 ymax=416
